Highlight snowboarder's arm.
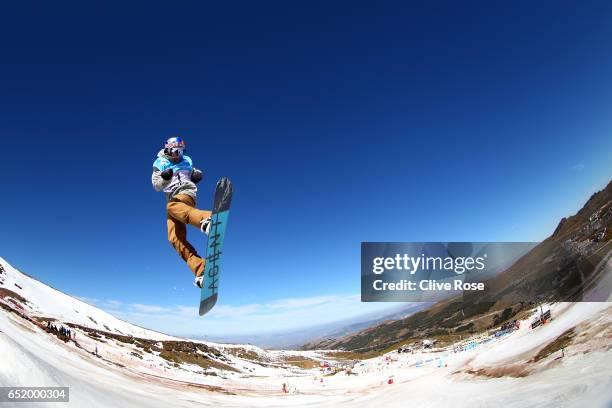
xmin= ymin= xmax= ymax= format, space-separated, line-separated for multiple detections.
xmin=151 ymin=166 xmax=171 ymax=192
xmin=152 ymin=156 xmax=173 ymax=192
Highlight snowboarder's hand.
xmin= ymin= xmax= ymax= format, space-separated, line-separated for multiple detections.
xmin=161 ymin=168 xmax=173 ymax=181
xmin=191 ymin=168 xmax=203 ymax=183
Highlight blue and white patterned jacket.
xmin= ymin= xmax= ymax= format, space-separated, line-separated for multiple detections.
xmin=151 ymin=150 xmax=198 ymax=201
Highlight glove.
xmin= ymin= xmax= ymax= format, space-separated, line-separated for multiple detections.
xmin=191 ymin=168 xmax=203 ymax=183
xmin=161 ymin=168 xmax=173 ymax=181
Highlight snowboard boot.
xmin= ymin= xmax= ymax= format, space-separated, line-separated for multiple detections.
xmin=200 ymin=217 xmax=211 ymax=235
xmin=194 ymin=274 xmax=204 ymax=289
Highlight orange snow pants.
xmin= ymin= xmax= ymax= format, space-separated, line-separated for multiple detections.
xmin=166 ymin=194 xmax=212 ymax=277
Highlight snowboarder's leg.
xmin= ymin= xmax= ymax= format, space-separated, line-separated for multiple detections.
xmin=166 ymin=216 xmax=205 ymax=277
xmin=166 ymin=194 xmax=212 ymax=229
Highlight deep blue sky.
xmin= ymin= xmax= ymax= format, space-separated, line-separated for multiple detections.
xmin=1 ymin=2 xmax=611 ymax=335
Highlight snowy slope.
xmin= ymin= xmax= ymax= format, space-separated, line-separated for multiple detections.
xmin=1 ymin=256 xmax=612 ymax=407
xmin=0 ymin=256 xmax=176 ymax=339
xmin=0 ymin=257 xmax=326 ymax=378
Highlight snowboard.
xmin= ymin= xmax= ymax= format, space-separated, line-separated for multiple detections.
xmin=199 ymin=177 xmax=233 ymax=316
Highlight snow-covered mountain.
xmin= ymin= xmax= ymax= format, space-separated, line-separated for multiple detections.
xmin=1 ymin=256 xmax=612 ymax=407
xmin=0 ymin=256 xmax=174 ymax=340
xmin=0 ymin=257 xmax=327 ymax=379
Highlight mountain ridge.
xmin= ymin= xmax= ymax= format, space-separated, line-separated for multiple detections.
xmin=304 ymin=180 xmax=612 ymax=352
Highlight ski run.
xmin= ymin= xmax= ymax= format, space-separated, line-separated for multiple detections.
xmin=1 ymin=257 xmax=611 ymax=407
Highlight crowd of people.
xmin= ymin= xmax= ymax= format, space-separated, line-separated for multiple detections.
xmin=46 ymin=320 xmax=74 ymax=342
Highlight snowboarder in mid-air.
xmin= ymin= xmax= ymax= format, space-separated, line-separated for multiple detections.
xmin=152 ymin=136 xmax=211 ymax=288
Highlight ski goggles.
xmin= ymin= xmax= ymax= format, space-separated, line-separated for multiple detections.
xmin=165 ymin=137 xmax=186 ymax=149
xmin=167 ymin=147 xmax=184 ymax=157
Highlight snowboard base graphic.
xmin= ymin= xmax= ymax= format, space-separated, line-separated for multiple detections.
xmin=199 ymin=177 xmax=233 ymax=316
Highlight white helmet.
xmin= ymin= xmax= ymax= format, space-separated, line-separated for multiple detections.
xmin=165 ymin=136 xmax=186 ymax=161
